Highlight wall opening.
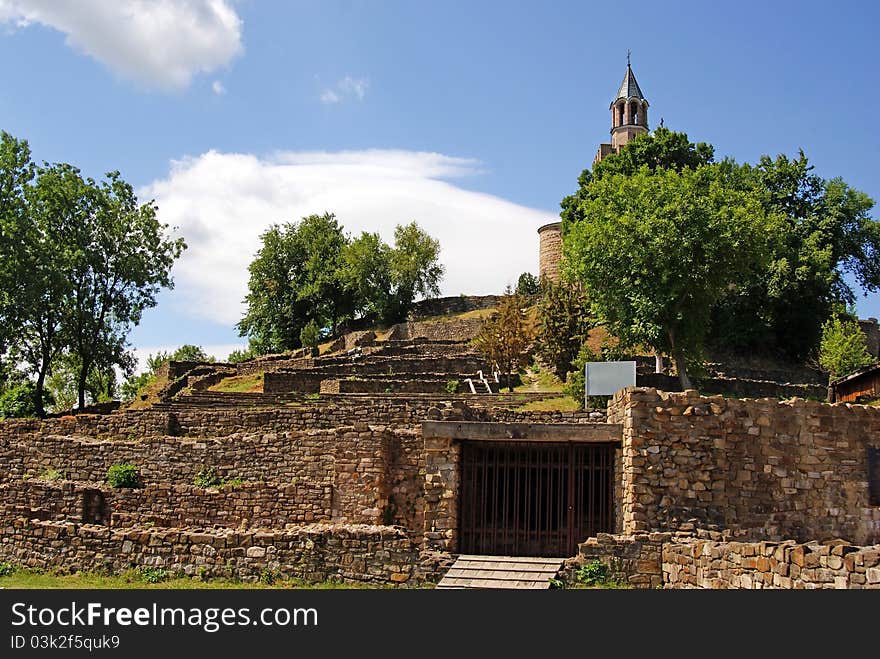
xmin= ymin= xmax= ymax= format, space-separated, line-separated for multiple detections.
xmin=458 ymin=441 xmax=614 ymax=557
xmin=81 ymin=489 xmax=109 ymax=525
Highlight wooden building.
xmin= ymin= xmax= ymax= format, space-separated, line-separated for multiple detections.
xmin=829 ymin=363 xmax=880 ymax=403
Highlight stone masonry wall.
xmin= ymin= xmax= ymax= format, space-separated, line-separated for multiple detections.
xmin=663 ymin=538 xmax=880 ymax=589
xmin=0 ymin=518 xmax=423 ymax=585
xmin=0 ymin=426 xmax=424 ymax=532
xmin=386 ymin=319 xmax=484 ymax=343
xmin=0 ymin=480 xmax=332 ymax=528
xmin=609 ymin=388 xmax=880 ymax=544
xmin=637 ymin=373 xmax=826 ymax=401
xmin=565 ymin=532 xmax=668 ymax=589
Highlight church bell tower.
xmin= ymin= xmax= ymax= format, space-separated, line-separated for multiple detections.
xmin=595 ymin=53 xmax=649 ymax=164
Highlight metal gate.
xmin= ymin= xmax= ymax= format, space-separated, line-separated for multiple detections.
xmin=458 ymin=441 xmax=614 ymax=557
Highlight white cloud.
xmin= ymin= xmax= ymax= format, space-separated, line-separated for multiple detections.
xmin=320 ymin=89 xmax=341 ymax=104
xmin=212 ymin=79 xmax=226 ymax=95
xmin=140 ymin=149 xmax=553 ymax=326
xmin=0 ymin=0 xmax=243 ymax=90
xmin=320 ymin=76 xmax=368 ymax=104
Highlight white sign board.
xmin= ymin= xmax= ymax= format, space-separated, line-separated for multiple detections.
xmin=585 ymin=361 xmax=636 ymax=397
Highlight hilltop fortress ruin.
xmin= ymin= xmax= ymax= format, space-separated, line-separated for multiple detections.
xmin=1 ymin=65 xmax=879 ymax=590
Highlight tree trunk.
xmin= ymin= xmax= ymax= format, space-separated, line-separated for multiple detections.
xmin=77 ymin=361 xmax=89 ymax=410
xmin=667 ymin=328 xmax=694 ymax=390
xmin=34 ymin=365 xmax=48 ymax=418
xmin=672 ymin=351 xmax=693 ymax=390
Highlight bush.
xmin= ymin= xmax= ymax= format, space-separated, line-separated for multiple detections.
xmin=819 ymin=315 xmax=873 ymax=379
xmin=576 ymin=560 xmax=609 ymax=586
xmin=40 ymin=468 xmax=64 ymax=481
xmin=299 ymin=320 xmax=321 ymax=356
xmin=106 ymin=463 xmax=141 ymax=488
xmin=0 ymin=561 xmax=15 ymax=577
xmin=193 ymin=467 xmax=223 ymax=488
xmin=445 ymin=379 xmax=460 ymax=394
xmin=0 ymin=382 xmax=44 ymax=419
xmin=139 ymin=567 xmax=169 ymax=583
xmin=515 ymin=272 xmax=540 ymax=297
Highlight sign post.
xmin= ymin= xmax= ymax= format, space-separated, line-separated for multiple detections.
xmin=585 ymin=361 xmax=637 ymax=407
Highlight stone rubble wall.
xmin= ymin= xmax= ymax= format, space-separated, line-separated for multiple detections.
xmin=563 ymin=532 xmax=668 ymax=589
xmin=609 ymin=388 xmax=880 ymax=544
xmin=0 ymin=480 xmax=332 ymax=528
xmin=409 ymin=295 xmax=501 ymax=319
xmin=0 ymin=426 xmax=424 ymax=532
xmin=637 ymin=373 xmax=827 ymax=400
xmin=386 ymin=318 xmax=485 ymax=343
xmin=569 ymin=531 xmax=880 ymax=589
xmin=663 ymin=538 xmax=880 ymax=589
xmin=0 ymin=518 xmax=424 ymax=585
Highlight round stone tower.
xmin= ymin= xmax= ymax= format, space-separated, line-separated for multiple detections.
xmin=539 ymin=55 xmax=650 ymax=284
xmin=537 ymin=221 xmax=562 ymax=282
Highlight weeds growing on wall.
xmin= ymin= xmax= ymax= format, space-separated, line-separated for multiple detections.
xmin=106 ymin=464 xmax=141 ymax=488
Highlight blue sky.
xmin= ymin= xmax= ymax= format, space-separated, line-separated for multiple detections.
xmin=1 ymin=0 xmax=878 ymax=367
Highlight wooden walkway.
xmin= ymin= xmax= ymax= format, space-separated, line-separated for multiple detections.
xmin=435 ymin=555 xmax=565 ymax=589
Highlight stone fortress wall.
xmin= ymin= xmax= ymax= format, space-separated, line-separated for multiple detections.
xmin=2 ymin=388 xmax=879 ymax=587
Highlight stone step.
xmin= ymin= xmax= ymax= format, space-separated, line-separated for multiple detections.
xmin=435 ymin=555 xmax=565 ymax=590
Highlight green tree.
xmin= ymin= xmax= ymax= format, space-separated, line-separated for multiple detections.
xmin=0 ymin=381 xmax=51 ymax=419
xmin=536 ymin=281 xmax=592 ymax=380
xmin=712 ymin=152 xmax=880 ymax=358
xmin=227 ymin=345 xmax=257 ymax=363
xmin=296 ymin=213 xmax=354 ymax=333
xmin=818 ymin=315 xmax=873 ymax=379
xmin=341 ymin=231 xmax=394 ymax=321
xmin=12 ymin=163 xmax=86 ymax=415
xmin=299 ymin=320 xmax=321 ymax=356
xmin=238 ymin=213 xmax=352 ymax=352
xmin=561 ymin=127 xmax=715 ymax=229
xmin=474 ymin=289 xmax=535 ymax=392
xmin=515 ymin=272 xmax=540 ymax=297
xmin=63 ymin=171 xmax=185 ymax=409
xmin=238 ymin=221 xmax=311 ymax=353
xmin=43 ymin=351 xmax=121 ymax=412
xmin=388 ymin=221 xmax=444 ymax=322
xmin=564 ymin=164 xmax=778 ymax=389
xmin=0 ymin=132 xmax=35 ymax=362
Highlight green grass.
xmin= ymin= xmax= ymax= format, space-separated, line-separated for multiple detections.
xmin=209 ymin=372 xmax=264 ymax=393
xmin=0 ymin=567 xmax=400 ymax=589
xmin=514 ymin=363 xmax=565 ymax=394
xmin=514 ymin=396 xmax=581 ymax=412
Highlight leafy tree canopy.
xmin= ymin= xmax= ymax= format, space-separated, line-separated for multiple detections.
xmin=563 ymin=164 xmax=779 ymax=388
xmin=818 ymin=315 xmax=874 ymax=380
xmin=0 ymin=131 xmax=185 ymax=414
xmin=515 ymin=272 xmax=540 ymax=297
xmin=239 ymin=215 xmax=443 ymax=352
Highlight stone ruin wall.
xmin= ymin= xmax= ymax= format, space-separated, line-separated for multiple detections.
xmin=1 ymin=519 xmax=422 ymax=585
xmin=1 ymin=479 xmax=333 ymax=528
xmin=663 ymin=537 xmax=880 ymax=589
xmin=609 ymin=388 xmax=880 ymax=545
xmin=563 ymin=531 xmax=880 ymax=589
xmin=0 ymin=425 xmax=424 ymax=532
xmin=3 ymin=387 xmax=880 ymax=587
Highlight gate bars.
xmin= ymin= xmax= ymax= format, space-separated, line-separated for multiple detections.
xmin=458 ymin=441 xmax=615 ymax=557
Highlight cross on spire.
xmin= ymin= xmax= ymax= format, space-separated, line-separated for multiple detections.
xmin=627 ymin=49 xmax=631 ymax=67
